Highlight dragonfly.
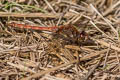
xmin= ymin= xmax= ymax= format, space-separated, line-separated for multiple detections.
xmin=8 ymin=22 xmax=88 ymax=44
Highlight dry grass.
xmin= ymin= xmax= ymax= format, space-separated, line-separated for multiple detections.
xmin=0 ymin=0 xmax=120 ymax=80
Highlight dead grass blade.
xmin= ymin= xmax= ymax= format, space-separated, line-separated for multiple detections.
xmin=0 ymin=12 xmax=75 ymax=18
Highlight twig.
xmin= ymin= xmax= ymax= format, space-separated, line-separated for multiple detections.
xmin=65 ymin=45 xmax=108 ymax=61
xmin=115 ymin=51 xmax=120 ymax=72
xmin=92 ymin=38 xmax=120 ymax=52
xmin=7 ymin=62 xmax=36 ymax=73
xmin=103 ymin=1 xmax=120 ymax=16
xmin=57 ymin=5 xmax=71 ymax=26
xmin=61 ymin=1 xmax=90 ymax=12
xmin=21 ymin=46 xmax=108 ymax=80
xmin=82 ymin=55 xmax=104 ymax=80
xmin=0 ymin=44 xmax=40 ymax=53
xmin=21 ymin=60 xmax=78 ymax=80
xmin=115 ymin=51 xmax=120 ymax=64
xmin=44 ymin=0 xmax=56 ymax=14
xmin=90 ymin=20 xmax=111 ymax=39
xmin=90 ymin=4 xmax=117 ymax=35
xmin=103 ymin=44 xmax=111 ymax=69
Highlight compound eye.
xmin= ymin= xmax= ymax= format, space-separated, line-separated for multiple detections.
xmin=79 ymin=31 xmax=88 ymax=41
